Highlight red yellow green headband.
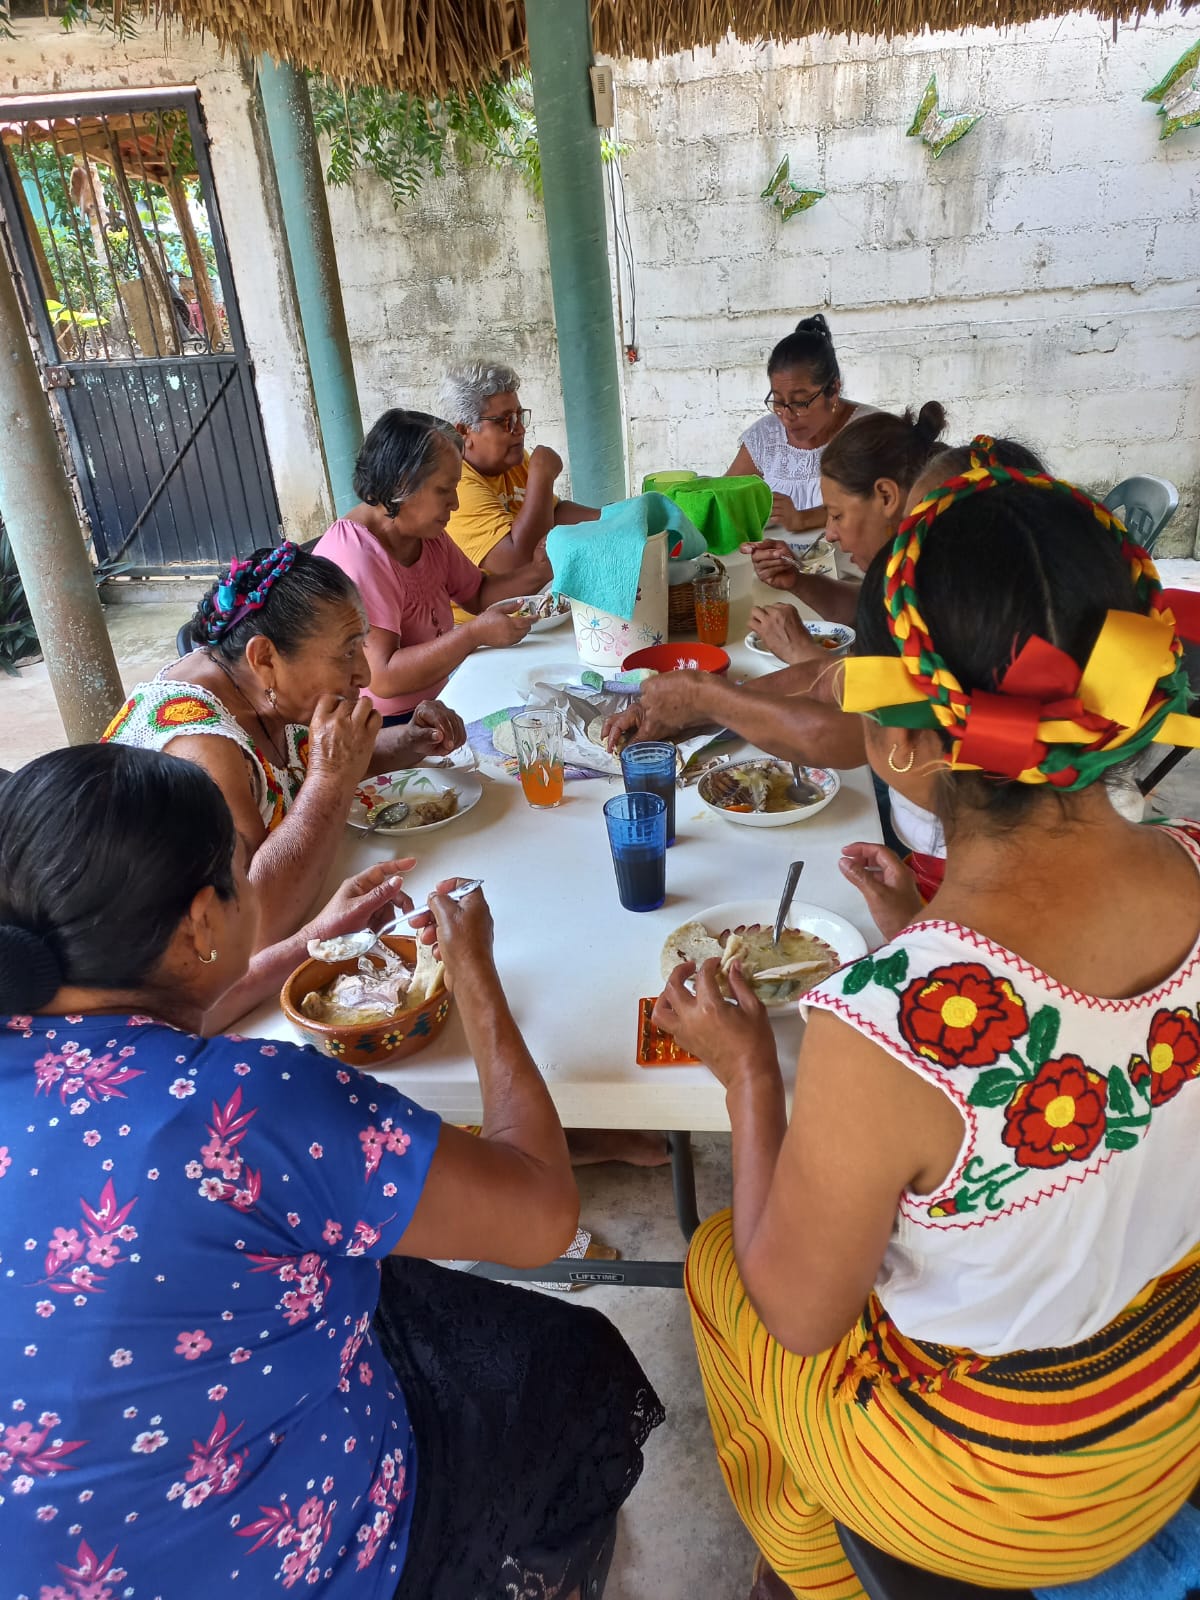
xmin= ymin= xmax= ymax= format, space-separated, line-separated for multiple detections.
xmin=841 ymin=445 xmax=1200 ymax=789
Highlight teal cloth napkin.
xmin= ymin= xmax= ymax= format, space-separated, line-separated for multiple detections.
xmin=548 ymin=493 xmax=702 ymax=620
xmin=1035 ymin=1504 xmax=1200 ymax=1600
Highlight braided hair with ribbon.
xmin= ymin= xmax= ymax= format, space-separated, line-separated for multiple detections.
xmin=843 ymin=438 xmax=1200 ymax=791
xmin=187 ymin=544 xmax=360 ymax=664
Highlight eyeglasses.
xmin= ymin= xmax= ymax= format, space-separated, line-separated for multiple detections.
xmin=765 ymin=388 xmax=829 ymax=418
xmin=479 ymin=408 xmax=531 ymax=435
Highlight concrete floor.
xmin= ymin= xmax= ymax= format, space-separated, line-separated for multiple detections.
xmin=7 ymin=602 xmax=1200 ymax=1600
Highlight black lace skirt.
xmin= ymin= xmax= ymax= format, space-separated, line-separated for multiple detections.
xmin=375 ymin=1256 xmax=665 ymax=1600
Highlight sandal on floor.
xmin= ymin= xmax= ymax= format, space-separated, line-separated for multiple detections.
xmin=534 ymin=1227 xmax=620 ymax=1292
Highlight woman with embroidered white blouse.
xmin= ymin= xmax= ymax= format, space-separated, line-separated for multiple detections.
xmin=725 ymin=314 xmax=875 ymax=535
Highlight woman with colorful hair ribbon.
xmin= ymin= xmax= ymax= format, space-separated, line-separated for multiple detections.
xmin=103 ymin=543 xmax=465 ymax=949
xmin=657 ymin=461 xmax=1200 ymax=1599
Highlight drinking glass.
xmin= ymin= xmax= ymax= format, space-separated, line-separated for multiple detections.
xmin=603 ymin=792 xmax=667 ymax=912
xmin=694 ymin=569 xmax=730 ymax=646
xmin=511 ymin=709 xmax=565 ymax=808
xmin=620 ymin=741 xmax=677 ymax=846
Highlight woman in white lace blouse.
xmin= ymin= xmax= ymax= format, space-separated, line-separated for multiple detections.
xmin=726 ymin=314 xmax=876 ymax=535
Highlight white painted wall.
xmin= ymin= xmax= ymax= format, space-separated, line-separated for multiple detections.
xmin=4 ymin=13 xmax=1198 ymax=554
xmin=0 ymin=20 xmax=333 ymax=543
xmin=326 ymin=13 xmax=1200 ymax=553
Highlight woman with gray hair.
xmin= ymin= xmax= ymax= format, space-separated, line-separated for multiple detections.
xmin=313 ymin=408 xmax=550 ymax=724
xmin=440 ymin=360 xmax=598 ymax=598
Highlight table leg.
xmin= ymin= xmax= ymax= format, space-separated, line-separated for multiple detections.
xmin=668 ymin=1130 xmax=701 ymax=1240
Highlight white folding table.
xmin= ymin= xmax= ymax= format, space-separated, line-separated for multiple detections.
xmin=236 ymin=552 xmax=882 ymax=1284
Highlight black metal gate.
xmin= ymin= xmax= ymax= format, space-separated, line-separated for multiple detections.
xmin=0 ymin=87 xmax=281 ymax=574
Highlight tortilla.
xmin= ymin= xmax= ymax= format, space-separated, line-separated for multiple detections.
xmin=660 ymin=919 xmax=839 ymax=1003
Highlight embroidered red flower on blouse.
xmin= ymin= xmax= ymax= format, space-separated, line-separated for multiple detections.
xmin=897 ymin=962 xmax=1028 ymax=1068
xmin=1002 ymin=1054 xmax=1107 ymax=1169
xmin=1129 ymin=1007 xmax=1200 ymax=1107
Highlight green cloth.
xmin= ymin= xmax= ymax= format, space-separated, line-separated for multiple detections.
xmin=547 ymin=492 xmax=702 ymax=619
xmin=653 ymin=475 xmax=773 ymax=555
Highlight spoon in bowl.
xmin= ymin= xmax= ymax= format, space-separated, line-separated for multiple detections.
xmin=361 ymin=798 xmax=410 ymax=835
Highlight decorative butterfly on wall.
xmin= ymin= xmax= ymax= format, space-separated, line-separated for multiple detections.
xmin=1144 ymin=40 xmax=1200 ymax=140
xmin=761 ymin=155 xmax=824 ymax=221
xmin=906 ymin=75 xmax=984 ymax=158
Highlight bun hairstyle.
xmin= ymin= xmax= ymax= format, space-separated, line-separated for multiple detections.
xmin=767 ymin=313 xmax=840 ymax=390
xmin=821 ymin=403 xmax=948 ymax=498
xmin=353 ymin=409 xmax=464 ymax=513
xmin=188 ymin=545 xmax=360 ymax=664
xmin=854 ymin=483 xmax=1142 ymax=822
xmin=0 ymin=745 xmax=238 ymax=1014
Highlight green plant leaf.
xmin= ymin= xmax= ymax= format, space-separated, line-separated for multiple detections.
xmin=1026 ymin=1005 xmax=1061 ymax=1069
xmin=968 ymin=1069 xmax=1024 ymax=1108
xmin=842 ymin=959 xmax=875 ymax=996
xmin=1106 ymin=1064 xmax=1135 ymax=1118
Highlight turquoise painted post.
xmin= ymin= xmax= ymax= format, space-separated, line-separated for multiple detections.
xmin=525 ymin=0 xmax=627 ymax=508
xmin=257 ymin=56 xmax=363 ymax=516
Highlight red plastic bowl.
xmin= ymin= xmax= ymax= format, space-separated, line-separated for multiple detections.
xmin=622 ymin=642 xmax=731 ymax=674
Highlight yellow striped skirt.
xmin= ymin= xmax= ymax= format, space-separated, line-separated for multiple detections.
xmin=686 ymin=1210 xmax=1200 ymax=1598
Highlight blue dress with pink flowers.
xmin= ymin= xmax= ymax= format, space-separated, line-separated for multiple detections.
xmin=0 ymin=1012 xmax=440 ymax=1599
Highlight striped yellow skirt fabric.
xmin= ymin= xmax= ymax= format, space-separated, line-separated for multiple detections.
xmin=686 ymin=1210 xmax=1200 ymax=1598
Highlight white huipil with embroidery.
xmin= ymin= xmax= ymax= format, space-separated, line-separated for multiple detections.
xmin=804 ymin=823 xmax=1200 ymax=1357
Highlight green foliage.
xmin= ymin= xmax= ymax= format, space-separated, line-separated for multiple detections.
xmin=308 ymin=72 xmax=624 ymax=212
xmin=58 ymin=0 xmax=140 ymax=41
xmin=308 ymin=73 xmax=544 ymax=209
xmin=0 ymin=522 xmax=40 ymax=675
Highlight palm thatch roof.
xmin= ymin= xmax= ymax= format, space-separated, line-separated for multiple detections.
xmin=151 ymin=0 xmax=1199 ymax=95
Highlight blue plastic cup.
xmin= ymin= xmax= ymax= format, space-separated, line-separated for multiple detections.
xmin=620 ymin=741 xmax=677 ymax=846
xmin=603 ymin=792 xmax=667 ymax=912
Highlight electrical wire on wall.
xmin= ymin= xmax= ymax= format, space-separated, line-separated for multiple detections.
xmin=604 ymin=91 xmax=638 ymax=364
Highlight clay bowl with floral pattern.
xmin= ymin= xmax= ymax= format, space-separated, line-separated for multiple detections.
xmin=281 ymin=934 xmax=452 ymax=1067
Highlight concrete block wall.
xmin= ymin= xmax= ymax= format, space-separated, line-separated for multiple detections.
xmin=613 ymin=16 xmax=1200 ymax=550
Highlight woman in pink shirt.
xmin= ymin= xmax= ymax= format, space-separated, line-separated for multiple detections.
xmin=314 ymin=411 xmax=551 ymax=724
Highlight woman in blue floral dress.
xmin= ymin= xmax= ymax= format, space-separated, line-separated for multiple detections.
xmin=0 ymin=745 xmax=662 ymax=1600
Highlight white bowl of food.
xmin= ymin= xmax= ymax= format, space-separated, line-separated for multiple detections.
xmin=697 ymin=758 xmax=839 ymax=827
xmin=511 ymin=591 xmax=573 ymax=631
xmin=660 ymin=899 xmax=866 ymax=1009
xmin=806 ymin=621 xmax=855 ymax=656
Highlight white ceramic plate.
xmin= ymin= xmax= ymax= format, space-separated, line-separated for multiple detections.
xmin=698 ymin=758 xmax=840 ymax=827
xmin=745 ymin=630 xmax=779 ymax=659
xmin=678 ymin=898 xmax=868 ymax=1010
xmin=510 ymin=591 xmax=573 ymax=632
xmin=349 ymin=768 xmax=483 ymax=835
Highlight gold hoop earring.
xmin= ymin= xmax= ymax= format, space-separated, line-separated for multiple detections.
xmin=887 ymin=746 xmax=915 ymax=774
xmin=199 ymin=948 xmax=218 ymax=964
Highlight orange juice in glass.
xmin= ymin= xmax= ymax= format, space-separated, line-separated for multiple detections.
xmin=694 ymin=570 xmax=730 ymax=646
xmin=512 ymin=709 xmax=566 ymax=808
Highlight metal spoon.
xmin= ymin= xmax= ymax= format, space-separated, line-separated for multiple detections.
xmin=772 ymin=860 xmax=805 ymax=948
xmin=361 ymin=799 xmax=410 ymax=835
xmin=786 ymin=764 xmax=825 ymax=807
xmin=307 ymin=879 xmax=485 ymax=964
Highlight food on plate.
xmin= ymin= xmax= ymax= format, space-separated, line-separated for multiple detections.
xmin=703 ymin=761 xmax=798 ymax=814
xmin=513 ymin=593 xmax=568 ymax=621
xmin=367 ymin=788 xmax=458 ymax=829
xmin=660 ymin=920 xmax=840 ymax=1003
xmin=301 ymin=940 xmax=444 ymax=1026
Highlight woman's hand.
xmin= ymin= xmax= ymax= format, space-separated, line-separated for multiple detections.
xmin=766 ymin=493 xmax=803 ymax=533
xmin=402 ymin=700 xmax=467 ymax=760
xmin=471 ymin=602 xmax=534 ymax=649
xmin=406 ymin=878 xmax=493 ymax=991
xmin=653 ymin=959 xmax=779 ymax=1091
xmin=749 ymin=602 xmax=823 ymax=666
xmin=839 ymin=843 xmax=925 ymax=941
xmin=743 ymin=538 xmax=801 ymax=593
xmin=307 ymin=694 xmax=381 ymax=786
xmin=304 ymin=857 xmax=416 ymax=943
